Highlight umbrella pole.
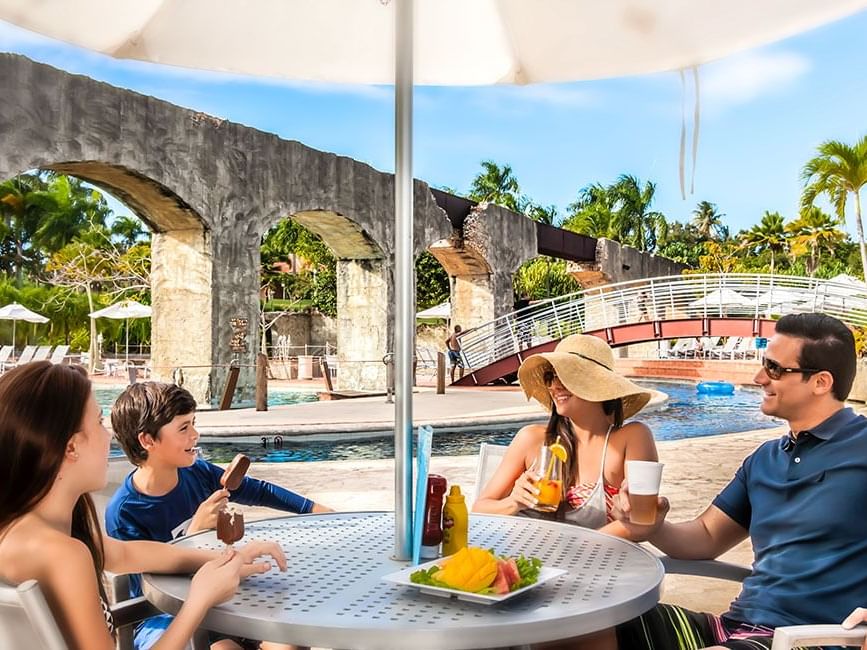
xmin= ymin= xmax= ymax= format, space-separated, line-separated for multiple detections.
xmin=125 ymin=318 xmax=130 ymax=364
xmin=393 ymin=0 xmax=414 ymax=561
xmin=11 ymin=320 xmax=15 ymax=358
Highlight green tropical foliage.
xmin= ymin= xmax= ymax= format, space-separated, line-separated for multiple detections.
xmin=513 ymin=257 xmax=581 ymax=300
xmin=468 ymin=161 xmax=526 ymax=213
xmin=739 ymin=211 xmax=787 ymax=275
xmin=563 ymin=175 xmax=666 ymax=252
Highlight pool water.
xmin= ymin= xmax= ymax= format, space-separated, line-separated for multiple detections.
xmin=108 ymin=380 xmax=782 ymax=464
xmin=95 ymin=386 xmax=318 ymax=414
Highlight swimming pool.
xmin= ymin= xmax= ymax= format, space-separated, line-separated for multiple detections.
xmin=95 ymin=386 xmax=318 ymax=413
xmin=108 ymin=380 xmax=782 ymax=463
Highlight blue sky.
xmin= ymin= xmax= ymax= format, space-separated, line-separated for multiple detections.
xmin=1 ymin=11 xmax=866 ymax=236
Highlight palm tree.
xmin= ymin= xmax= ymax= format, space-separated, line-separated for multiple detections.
xmin=611 ymin=174 xmax=667 ymax=252
xmin=468 ymin=161 xmax=524 ymax=213
xmin=111 ymin=215 xmax=149 ymax=249
xmin=739 ymin=211 xmax=787 ymax=275
xmin=786 ymin=207 xmax=845 ymax=276
xmin=691 ymin=201 xmax=726 ymax=240
xmin=525 ymin=203 xmax=558 ymax=225
xmin=801 ymin=135 xmax=867 ymax=279
xmin=0 ymin=174 xmax=57 ymax=285
xmin=563 ymin=183 xmax=621 ymax=239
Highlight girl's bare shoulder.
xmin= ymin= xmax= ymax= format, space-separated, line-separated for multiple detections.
xmin=0 ymin=518 xmax=90 ymax=585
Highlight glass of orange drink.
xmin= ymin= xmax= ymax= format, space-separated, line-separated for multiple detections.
xmin=530 ymin=442 xmax=567 ymax=512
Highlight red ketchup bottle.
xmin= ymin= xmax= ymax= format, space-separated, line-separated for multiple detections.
xmin=421 ymin=474 xmax=447 ymax=559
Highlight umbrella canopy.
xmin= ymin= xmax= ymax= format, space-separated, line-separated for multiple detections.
xmin=0 ymin=302 xmax=49 ymax=324
xmin=756 ymin=289 xmax=809 ymax=305
xmin=416 ymin=302 xmax=450 ymax=320
xmin=0 ymin=302 xmax=49 ymax=354
xmin=90 ymin=299 xmax=152 ymax=363
xmin=1 ymin=1 xmax=863 ymax=84
xmin=5 ymin=0 xmax=864 ymax=560
xmin=689 ymin=289 xmax=755 ymax=308
xmin=89 ymin=299 xmax=153 ymax=320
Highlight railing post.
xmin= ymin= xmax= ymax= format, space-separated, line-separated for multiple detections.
xmin=649 ymin=278 xmax=658 ymax=321
xmin=551 ymin=300 xmax=564 ymax=339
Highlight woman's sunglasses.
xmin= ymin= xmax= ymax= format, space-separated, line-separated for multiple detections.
xmin=762 ymin=356 xmax=822 ymax=381
xmin=543 ymin=369 xmax=559 ymax=386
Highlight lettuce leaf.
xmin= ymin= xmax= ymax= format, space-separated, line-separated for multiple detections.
xmin=409 ymin=565 xmax=451 ymax=589
xmin=511 ymin=554 xmax=542 ymax=591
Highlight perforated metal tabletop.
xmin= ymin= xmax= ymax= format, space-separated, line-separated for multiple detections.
xmin=143 ymin=512 xmax=663 ymax=649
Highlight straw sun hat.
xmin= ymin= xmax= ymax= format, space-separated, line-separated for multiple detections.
xmin=518 ymin=334 xmax=652 ymax=420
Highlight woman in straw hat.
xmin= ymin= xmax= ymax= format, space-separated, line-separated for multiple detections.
xmin=473 ymin=334 xmax=657 ymax=534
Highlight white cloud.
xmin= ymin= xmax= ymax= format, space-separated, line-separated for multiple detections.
xmin=701 ymin=50 xmax=811 ymax=108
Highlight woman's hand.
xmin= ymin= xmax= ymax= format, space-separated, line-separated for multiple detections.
xmin=508 ymin=469 xmax=541 ymax=512
xmin=187 ymin=550 xmax=245 ymax=609
xmin=235 ymin=540 xmax=288 ymax=576
xmin=187 ymin=488 xmax=230 ymax=535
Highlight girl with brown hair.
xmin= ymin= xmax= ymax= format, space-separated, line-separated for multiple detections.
xmin=0 ymin=361 xmax=287 ymax=649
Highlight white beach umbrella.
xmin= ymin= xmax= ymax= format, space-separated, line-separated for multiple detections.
xmin=89 ymin=299 xmax=152 ymax=363
xmin=689 ymin=288 xmax=755 ymax=309
xmin=756 ymin=289 xmax=809 ymax=305
xmin=3 ymin=0 xmax=864 ymax=559
xmin=0 ymin=302 xmax=49 ymax=352
xmin=415 ymin=301 xmax=450 ymax=320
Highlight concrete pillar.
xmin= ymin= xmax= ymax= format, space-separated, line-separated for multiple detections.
xmin=336 ymin=258 xmax=391 ymax=390
xmin=151 ymin=228 xmax=213 ymax=404
xmin=450 ymin=269 xmax=517 ymax=332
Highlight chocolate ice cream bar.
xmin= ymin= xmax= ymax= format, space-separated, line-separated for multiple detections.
xmin=217 ymin=508 xmax=245 ymax=545
xmin=220 ymin=453 xmax=250 ymax=490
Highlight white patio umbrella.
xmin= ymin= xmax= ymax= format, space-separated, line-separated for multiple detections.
xmin=0 ymin=302 xmax=49 ymax=354
xmin=89 ymin=299 xmax=152 ymax=363
xmin=689 ymin=289 xmax=755 ymax=309
xmin=3 ymin=0 xmax=864 ymax=559
xmin=415 ymin=301 xmax=450 ymax=320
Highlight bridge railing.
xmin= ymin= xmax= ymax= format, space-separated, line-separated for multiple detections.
xmin=456 ymin=273 xmax=867 ymax=370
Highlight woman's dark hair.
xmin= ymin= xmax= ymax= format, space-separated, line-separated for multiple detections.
xmin=775 ymin=313 xmax=856 ymax=401
xmin=0 ymin=361 xmax=107 ymax=602
xmin=545 ymin=397 xmax=625 ymax=487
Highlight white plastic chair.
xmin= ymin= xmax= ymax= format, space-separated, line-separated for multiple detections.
xmin=472 ymin=442 xmax=508 ymax=504
xmin=0 ymin=345 xmax=13 ymax=371
xmin=0 ymin=576 xmax=170 ymax=650
xmin=8 ymin=344 xmax=37 ymax=367
xmin=710 ymin=336 xmax=742 ymax=360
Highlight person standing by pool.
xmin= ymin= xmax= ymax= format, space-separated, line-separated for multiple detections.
xmin=580 ymin=312 xmax=867 ymax=650
xmin=446 ymin=324 xmax=465 ymax=383
xmin=106 ymin=382 xmax=333 ymax=650
xmin=472 ymin=334 xmax=657 ymax=535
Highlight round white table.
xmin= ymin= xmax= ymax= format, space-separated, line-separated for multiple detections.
xmin=143 ymin=512 xmax=663 ymax=649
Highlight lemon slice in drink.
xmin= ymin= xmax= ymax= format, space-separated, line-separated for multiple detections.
xmin=548 ymin=442 xmax=568 ymax=462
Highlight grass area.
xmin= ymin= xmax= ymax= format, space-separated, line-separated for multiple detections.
xmin=262 ymin=299 xmax=312 ymax=312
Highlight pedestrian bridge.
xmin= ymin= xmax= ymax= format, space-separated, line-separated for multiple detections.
xmin=453 ymin=273 xmax=867 ymax=386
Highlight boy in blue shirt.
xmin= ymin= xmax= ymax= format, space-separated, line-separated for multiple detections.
xmin=106 ymin=381 xmax=331 ymax=650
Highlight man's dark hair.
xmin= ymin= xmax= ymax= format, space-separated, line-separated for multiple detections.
xmin=111 ymin=382 xmax=197 ymax=465
xmin=775 ymin=313 xmax=856 ymax=401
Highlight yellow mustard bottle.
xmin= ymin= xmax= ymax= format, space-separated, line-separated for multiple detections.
xmin=441 ymin=485 xmax=468 ymax=556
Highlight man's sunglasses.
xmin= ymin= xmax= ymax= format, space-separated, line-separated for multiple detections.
xmin=762 ymin=357 xmax=823 ymax=380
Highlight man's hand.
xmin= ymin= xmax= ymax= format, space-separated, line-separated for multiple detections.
xmin=610 ymin=479 xmax=670 ymax=541
xmin=187 ymin=488 xmax=229 ymax=534
xmin=842 ymin=607 xmax=867 ymax=650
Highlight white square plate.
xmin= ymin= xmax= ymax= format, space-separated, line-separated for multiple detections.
xmin=381 ymin=558 xmax=566 ymax=605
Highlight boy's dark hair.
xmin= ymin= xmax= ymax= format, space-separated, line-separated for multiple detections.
xmin=111 ymin=382 xmax=197 ymax=465
xmin=775 ymin=313 xmax=856 ymax=401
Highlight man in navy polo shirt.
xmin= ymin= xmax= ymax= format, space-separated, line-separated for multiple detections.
xmin=575 ymin=313 xmax=867 ymax=650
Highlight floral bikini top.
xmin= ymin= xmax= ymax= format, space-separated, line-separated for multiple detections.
xmin=562 ymin=425 xmax=620 ymax=529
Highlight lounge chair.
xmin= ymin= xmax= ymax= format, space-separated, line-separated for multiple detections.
xmin=710 ymin=336 xmax=742 ymax=360
xmin=732 ymin=336 xmax=756 ymax=360
xmin=0 ymin=345 xmax=13 ymax=371
xmin=31 ymin=346 xmax=52 ymax=363
xmin=472 ymin=442 xmax=509 ymax=503
xmin=48 ymin=345 xmax=69 ymax=364
xmin=7 ymin=345 xmax=37 ymax=369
